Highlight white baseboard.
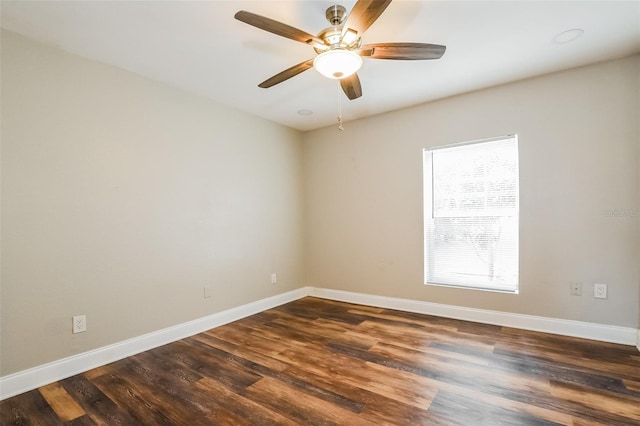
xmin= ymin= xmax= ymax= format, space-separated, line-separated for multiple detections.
xmin=0 ymin=287 xmax=308 ymax=401
xmin=309 ymin=287 xmax=639 ymax=346
xmin=2 ymin=285 xmax=638 ymax=401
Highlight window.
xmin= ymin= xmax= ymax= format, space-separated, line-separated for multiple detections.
xmin=424 ymin=135 xmax=519 ymax=292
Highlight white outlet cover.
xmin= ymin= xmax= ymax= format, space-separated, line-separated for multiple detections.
xmin=594 ymin=283 xmax=607 ymax=299
xmin=72 ymin=315 xmax=87 ymax=333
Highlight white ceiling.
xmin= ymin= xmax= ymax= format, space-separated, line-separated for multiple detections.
xmin=2 ymin=1 xmax=639 ymax=131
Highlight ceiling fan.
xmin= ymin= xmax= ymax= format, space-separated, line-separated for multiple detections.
xmin=234 ymin=0 xmax=446 ymax=100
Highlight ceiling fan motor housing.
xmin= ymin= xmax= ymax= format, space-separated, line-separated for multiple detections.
xmin=314 ymin=28 xmax=361 ymax=53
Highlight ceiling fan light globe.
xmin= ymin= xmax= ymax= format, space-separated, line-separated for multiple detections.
xmin=313 ymin=49 xmax=362 ymax=80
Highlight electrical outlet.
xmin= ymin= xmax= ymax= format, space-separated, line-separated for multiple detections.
xmin=203 ymin=285 xmax=212 ymax=299
xmin=594 ymin=283 xmax=607 ymax=299
xmin=72 ymin=315 xmax=87 ymax=334
xmin=271 ymin=273 xmax=277 ymax=285
xmin=570 ymin=281 xmax=582 ymax=296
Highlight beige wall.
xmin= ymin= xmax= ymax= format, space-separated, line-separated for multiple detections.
xmin=1 ymin=31 xmax=304 ymax=375
xmin=303 ymin=55 xmax=640 ymax=328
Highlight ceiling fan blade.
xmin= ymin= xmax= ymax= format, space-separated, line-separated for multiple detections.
xmin=258 ymin=59 xmax=315 ymax=88
xmin=235 ymin=10 xmax=324 ymax=47
xmin=340 ymin=73 xmax=363 ymax=100
xmin=362 ymin=42 xmax=446 ymax=60
xmin=341 ymin=0 xmax=392 ymax=39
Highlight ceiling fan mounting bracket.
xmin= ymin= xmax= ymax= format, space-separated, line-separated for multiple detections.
xmin=326 ymin=5 xmax=347 ymax=26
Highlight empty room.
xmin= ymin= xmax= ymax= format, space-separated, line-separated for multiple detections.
xmin=1 ymin=0 xmax=639 ymax=424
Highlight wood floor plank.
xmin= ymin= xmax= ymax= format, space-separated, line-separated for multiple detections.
xmin=492 ymin=346 xmax=634 ymax=395
xmin=38 ymin=382 xmax=85 ymax=422
xmin=114 ymin=354 xmax=242 ymax=425
xmin=623 ymin=378 xmax=640 ymax=393
xmin=307 ymin=298 xmax=386 ymax=314
xmin=242 ymin=376 xmax=369 ymax=426
xmin=497 ymin=344 xmax=640 ymax=383
xmin=59 ymin=374 xmax=140 ymax=425
xmin=81 ymin=363 xmax=120 ymax=381
xmin=65 ymin=415 xmax=98 ymax=426
xmin=0 ymin=389 xmax=62 ymax=426
xmin=275 ymin=344 xmax=437 ymax=411
xmin=160 ymin=339 xmax=262 ymax=393
xmin=190 ymin=332 xmax=290 ymax=372
xmin=549 ymin=380 xmax=640 ymax=420
xmin=369 ymin=341 xmax=553 ymax=396
xmin=2 ymin=297 xmax=639 ymax=425
xmin=282 ymin=363 xmax=436 ymax=425
xmin=427 ymin=390 xmax=563 ymax=426
xmin=268 ymin=315 xmax=380 ymax=351
xmin=206 ymin=321 xmax=307 ymax=355
xmin=357 ymin=317 xmax=497 ymax=354
xmin=346 ymin=309 xmax=462 ymax=337
xmin=91 ymin=371 xmax=180 ymax=425
xmin=193 ymin=376 xmax=296 ymax=426
xmin=186 ymin=335 xmax=366 ymax=414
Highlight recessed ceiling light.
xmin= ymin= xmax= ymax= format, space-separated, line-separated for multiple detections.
xmin=552 ymin=28 xmax=584 ymax=44
xmin=297 ymin=109 xmax=313 ymax=116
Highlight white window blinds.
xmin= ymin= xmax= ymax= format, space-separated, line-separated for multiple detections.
xmin=424 ymin=135 xmax=519 ymax=292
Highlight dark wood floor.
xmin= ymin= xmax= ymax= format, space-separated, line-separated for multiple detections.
xmin=2 ymin=297 xmax=639 ymax=425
